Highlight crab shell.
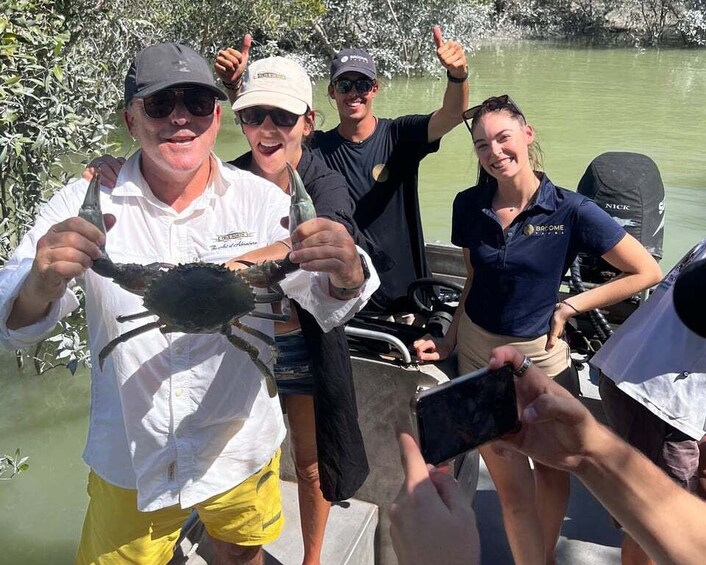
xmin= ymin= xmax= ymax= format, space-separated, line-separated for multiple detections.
xmin=142 ymin=263 xmax=257 ymax=332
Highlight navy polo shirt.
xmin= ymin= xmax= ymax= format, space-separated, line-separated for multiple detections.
xmin=451 ymin=175 xmax=626 ymax=338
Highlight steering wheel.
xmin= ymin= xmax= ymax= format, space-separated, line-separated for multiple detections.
xmin=407 ymin=277 xmax=464 ymax=315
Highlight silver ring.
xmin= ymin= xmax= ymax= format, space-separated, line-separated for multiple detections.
xmin=513 ymin=356 xmax=532 ymax=377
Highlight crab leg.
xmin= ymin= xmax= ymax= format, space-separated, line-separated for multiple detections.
xmin=98 ymin=320 xmax=163 ymax=369
xmin=232 ymin=320 xmax=278 ymax=363
xmin=116 ymin=310 xmax=155 ymax=323
xmin=223 ymin=329 xmax=278 ymax=398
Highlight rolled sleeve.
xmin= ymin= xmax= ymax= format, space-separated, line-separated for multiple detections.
xmin=279 ymin=246 xmax=380 ymax=332
xmin=0 ymin=258 xmax=79 ymax=350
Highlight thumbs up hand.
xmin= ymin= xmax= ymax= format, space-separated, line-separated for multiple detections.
xmin=432 ymin=26 xmax=467 ymax=81
xmin=215 ymin=34 xmax=253 ymax=87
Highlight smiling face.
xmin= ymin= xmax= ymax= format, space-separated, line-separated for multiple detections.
xmin=124 ymin=88 xmax=221 ymax=185
xmin=471 ymin=110 xmax=535 ymax=184
xmin=240 ymin=106 xmax=314 ymax=190
xmin=328 ymin=72 xmax=378 ymax=124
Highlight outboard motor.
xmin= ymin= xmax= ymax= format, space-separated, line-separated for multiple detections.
xmin=577 ymin=152 xmax=665 ymax=282
xmin=565 ymin=153 xmax=665 ymax=349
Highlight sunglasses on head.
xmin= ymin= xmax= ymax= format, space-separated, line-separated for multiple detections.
xmin=141 ymin=87 xmax=216 ymax=119
xmin=238 ymin=106 xmax=302 ymax=128
xmin=333 ymin=77 xmax=376 ymax=95
xmin=462 ymin=95 xmax=525 ymax=134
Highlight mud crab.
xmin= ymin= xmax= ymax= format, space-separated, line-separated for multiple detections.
xmin=79 ymin=164 xmax=316 ymax=397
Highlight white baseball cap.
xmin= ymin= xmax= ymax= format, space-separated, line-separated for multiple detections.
xmin=231 ymin=56 xmax=312 ymax=115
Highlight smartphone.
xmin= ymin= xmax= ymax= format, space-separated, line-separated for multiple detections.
xmin=411 ymin=364 xmax=521 ymax=465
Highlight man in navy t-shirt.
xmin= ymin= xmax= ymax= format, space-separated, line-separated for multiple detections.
xmin=312 ymin=27 xmax=469 ymax=313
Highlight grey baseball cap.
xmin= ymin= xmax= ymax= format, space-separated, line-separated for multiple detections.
xmin=330 ymin=48 xmax=377 ymax=81
xmin=124 ymin=43 xmax=227 ymax=104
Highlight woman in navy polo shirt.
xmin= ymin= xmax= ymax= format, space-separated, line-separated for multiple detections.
xmin=415 ymin=95 xmax=661 ymax=565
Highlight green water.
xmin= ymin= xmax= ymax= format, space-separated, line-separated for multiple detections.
xmin=1 ymin=42 xmax=705 ymax=563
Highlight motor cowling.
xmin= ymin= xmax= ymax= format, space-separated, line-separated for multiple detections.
xmin=577 ymin=152 xmax=665 ymax=282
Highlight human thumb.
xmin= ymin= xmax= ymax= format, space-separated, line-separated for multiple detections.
xmin=429 ymin=467 xmax=462 ymax=510
xmin=432 ymin=26 xmax=444 ymax=49
xmin=104 ymin=214 xmax=117 ymax=232
xmin=242 ymin=34 xmax=252 ymax=60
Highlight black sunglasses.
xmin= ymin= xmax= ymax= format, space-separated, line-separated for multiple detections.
xmin=333 ymin=78 xmax=376 ymax=95
xmin=462 ymin=95 xmax=525 ymax=134
xmin=142 ymin=88 xmax=216 ymax=119
xmin=238 ymin=107 xmax=302 ymax=128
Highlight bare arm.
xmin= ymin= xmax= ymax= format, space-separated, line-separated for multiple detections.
xmin=226 ymin=239 xmax=290 ymax=271
xmin=427 ymin=26 xmax=469 ymax=143
xmin=414 ymin=248 xmax=473 ymax=361
xmin=490 ymin=346 xmax=706 ymax=565
xmin=547 ymin=233 xmax=662 ymax=349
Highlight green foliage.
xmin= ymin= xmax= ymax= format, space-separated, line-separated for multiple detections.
xmin=0 ymin=449 xmax=30 ymax=480
xmin=0 ymin=0 xmax=123 ymax=372
xmin=0 ymin=0 xmax=119 ymax=260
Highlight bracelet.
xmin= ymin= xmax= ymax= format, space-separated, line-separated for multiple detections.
xmin=560 ymin=300 xmax=581 ymax=315
xmin=277 ymin=239 xmax=292 ymax=250
xmin=447 ymin=69 xmax=468 ymax=83
xmin=222 ymin=77 xmax=242 ymax=91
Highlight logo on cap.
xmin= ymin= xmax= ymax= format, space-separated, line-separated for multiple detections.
xmin=256 ymin=72 xmax=287 ymax=80
xmin=174 ymin=59 xmax=190 ymax=73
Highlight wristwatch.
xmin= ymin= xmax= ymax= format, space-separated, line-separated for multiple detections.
xmin=330 ymin=254 xmax=370 ymax=299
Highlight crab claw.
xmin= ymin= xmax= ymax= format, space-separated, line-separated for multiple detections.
xmin=287 ymin=162 xmax=316 ymax=235
xmin=78 ymin=170 xmax=108 ymax=257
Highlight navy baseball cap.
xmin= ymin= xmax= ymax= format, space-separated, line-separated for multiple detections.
xmin=330 ymin=48 xmax=377 ymax=81
xmin=124 ymin=43 xmax=227 ymax=105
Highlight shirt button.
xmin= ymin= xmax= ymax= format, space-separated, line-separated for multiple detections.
xmin=175 ymin=389 xmax=183 ymax=397
xmin=174 ymin=346 xmax=183 ymax=355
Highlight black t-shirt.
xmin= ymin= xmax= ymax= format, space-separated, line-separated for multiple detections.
xmin=229 ymin=145 xmax=362 ymax=244
xmin=312 ymin=115 xmax=440 ymax=312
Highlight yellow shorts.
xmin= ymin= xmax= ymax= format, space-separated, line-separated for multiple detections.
xmin=75 ymin=450 xmax=283 ymax=565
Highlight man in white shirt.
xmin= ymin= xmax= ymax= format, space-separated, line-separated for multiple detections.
xmin=591 ymin=240 xmax=706 ymax=565
xmin=0 ymin=43 xmax=377 ymax=565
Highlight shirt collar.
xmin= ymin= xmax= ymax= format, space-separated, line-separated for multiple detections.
xmin=531 ymin=173 xmax=558 ymax=213
xmin=110 ymin=151 xmax=225 ymax=215
xmin=479 ymin=172 xmax=558 ymax=215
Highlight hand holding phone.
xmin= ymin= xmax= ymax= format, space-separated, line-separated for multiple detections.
xmin=411 ymin=364 xmax=521 ymax=465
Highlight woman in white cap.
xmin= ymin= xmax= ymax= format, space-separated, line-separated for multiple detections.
xmin=220 ymin=51 xmax=369 ymax=565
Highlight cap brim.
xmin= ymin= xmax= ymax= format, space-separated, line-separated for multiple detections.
xmin=231 ymin=90 xmax=309 ymax=115
xmin=673 ymin=258 xmax=706 ymax=338
xmin=132 ymin=81 xmax=227 ymax=101
xmin=331 ymin=65 xmax=376 ymax=81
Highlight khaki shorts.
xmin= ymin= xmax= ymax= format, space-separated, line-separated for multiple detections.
xmin=457 ymin=313 xmax=571 ymax=377
xmin=75 ymin=450 xmax=283 ymax=565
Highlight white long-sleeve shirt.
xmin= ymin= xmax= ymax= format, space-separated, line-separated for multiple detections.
xmin=0 ymin=153 xmax=378 ymax=511
xmin=591 ymin=239 xmax=706 ymax=441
